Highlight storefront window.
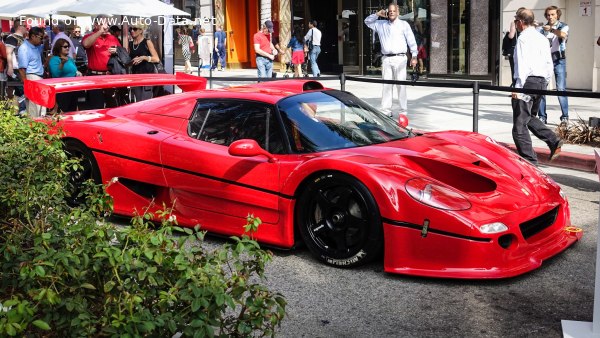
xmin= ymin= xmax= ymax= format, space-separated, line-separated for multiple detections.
xmin=448 ymin=0 xmax=469 ymax=74
xmin=363 ymin=0 xmax=430 ymax=75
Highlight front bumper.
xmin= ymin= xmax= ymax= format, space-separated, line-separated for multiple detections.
xmin=382 ymin=203 xmax=582 ymax=279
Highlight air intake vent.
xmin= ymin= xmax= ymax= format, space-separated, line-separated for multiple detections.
xmin=303 ymin=81 xmax=324 ymax=91
xmin=519 ymin=206 xmax=559 ymax=239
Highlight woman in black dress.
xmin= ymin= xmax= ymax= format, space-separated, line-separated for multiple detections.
xmin=129 ymin=23 xmax=160 ymax=102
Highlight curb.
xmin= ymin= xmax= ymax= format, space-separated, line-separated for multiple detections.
xmin=499 ymin=142 xmax=597 ymax=173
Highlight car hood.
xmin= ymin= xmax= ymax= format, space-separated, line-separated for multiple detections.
xmin=326 ymin=131 xmax=561 ymax=212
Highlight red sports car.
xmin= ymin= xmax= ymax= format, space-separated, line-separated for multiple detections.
xmin=27 ymin=73 xmax=582 ymax=279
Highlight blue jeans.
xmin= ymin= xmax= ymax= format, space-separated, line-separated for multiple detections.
xmin=256 ymin=56 xmax=273 ymax=78
xmin=212 ymin=44 xmax=226 ymax=69
xmin=309 ymin=45 xmax=321 ymax=76
xmin=539 ymin=58 xmax=568 ymax=120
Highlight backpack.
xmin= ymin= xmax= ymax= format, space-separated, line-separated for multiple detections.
xmin=501 ymin=32 xmax=516 ymax=56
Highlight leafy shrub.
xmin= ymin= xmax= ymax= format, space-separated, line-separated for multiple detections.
xmin=0 ymin=107 xmax=286 ymax=336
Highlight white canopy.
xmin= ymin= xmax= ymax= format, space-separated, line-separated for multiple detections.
xmin=0 ymin=0 xmax=190 ymax=18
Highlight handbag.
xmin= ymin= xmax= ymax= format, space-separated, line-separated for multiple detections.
xmin=153 ymin=62 xmax=166 ymax=74
xmin=189 ymin=37 xmax=195 ymax=53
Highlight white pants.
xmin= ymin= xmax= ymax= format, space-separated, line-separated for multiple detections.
xmin=381 ymin=55 xmax=408 ymax=117
xmin=25 ymin=74 xmax=46 ymax=117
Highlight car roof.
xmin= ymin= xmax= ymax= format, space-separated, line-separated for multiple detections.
xmin=131 ymin=80 xmax=328 ymax=119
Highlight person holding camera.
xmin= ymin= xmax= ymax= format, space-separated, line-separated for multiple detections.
xmin=537 ymin=5 xmax=569 ymax=125
xmin=364 ymin=3 xmax=417 ymax=118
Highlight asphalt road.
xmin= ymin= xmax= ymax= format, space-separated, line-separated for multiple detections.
xmin=260 ymin=165 xmax=599 ymax=338
xmin=112 ymin=165 xmax=599 ymax=337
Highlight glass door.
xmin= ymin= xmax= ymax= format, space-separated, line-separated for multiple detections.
xmin=448 ymin=0 xmax=469 ymax=74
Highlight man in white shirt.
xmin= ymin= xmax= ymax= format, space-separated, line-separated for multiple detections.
xmin=512 ymin=8 xmax=562 ymax=166
xmin=364 ymin=4 xmax=417 ymax=117
xmin=304 ymin=20 xmax=322 ymax=77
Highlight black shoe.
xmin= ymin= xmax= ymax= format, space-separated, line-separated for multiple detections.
xmin=539 ymin=116 xmax=547 ymax=124
xmin=560 ymin=117 xmax=569 ymax=125
xmin=549 ymin=139 xmax=563 ymax=161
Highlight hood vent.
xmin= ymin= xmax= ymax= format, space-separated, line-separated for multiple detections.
xmin=405 ymin=156 xmax=497 ymax=193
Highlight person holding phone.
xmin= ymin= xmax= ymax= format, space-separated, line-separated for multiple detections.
xmin=364 ymin=3 xmax=418 ymax=118
xmin=82 ymin=14 xmax=122 ymax=109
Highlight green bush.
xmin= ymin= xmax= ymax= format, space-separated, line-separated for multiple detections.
xmin=0 ymin=107 xmax=286 ymax=337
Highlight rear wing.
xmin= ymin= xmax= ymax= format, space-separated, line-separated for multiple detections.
xmin=24 ymin=72 xmax=207 ymax=108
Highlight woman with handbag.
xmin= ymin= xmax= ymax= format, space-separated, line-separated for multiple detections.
xmin=48 ymin=38 xmax=82 ymax=112
xmin=178 ymin=27 xmax=193 ymax=74
xmin=129 ymin=23 xmax=160 ymax=102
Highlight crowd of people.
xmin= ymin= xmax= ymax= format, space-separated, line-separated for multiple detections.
xmin=0 ymin=15 xmax=167 ymax=116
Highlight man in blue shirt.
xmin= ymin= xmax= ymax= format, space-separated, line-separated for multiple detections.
xmin=18 ymin=27 xmax=46 ymax=117
xmin=212 ymin=25 xmax=226 ymax=71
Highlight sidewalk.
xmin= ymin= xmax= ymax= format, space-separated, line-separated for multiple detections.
xmin=179 ymin=66 xmax=599 ymax=172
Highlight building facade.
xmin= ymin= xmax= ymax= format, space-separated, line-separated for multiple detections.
xmin=179 ymin=0 xmax=600 ymax=91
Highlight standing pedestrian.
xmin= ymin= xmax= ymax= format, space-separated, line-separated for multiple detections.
xmin=304 ymin=20 xmax=321 ymax=77
xmin=537 ymin=5 xmax=569 ymax=125
xmin=129 ymin=23 xmax=159 ymax=102
xmin=197 ymin=27 xmax=212 ymax=75
xmin=17 ymin=27 xmax=46 ymax=117
xmin=504 ymin=7 xmax=526 ymax=87
xmin=82 ymin=14 xmax=122 ymax=109
xmin=50 ymin=21 xmax=76 ymax=59
xmin=48 ymin=38 xmax=80 ymax=112
xmin=511 ymin=8 xmax=562 ymax=166
xmin=212 ymin=25 xmax=226 ymax=71
xmin=364 ymin=4 xmax=418 ymax=117
xmin=5 ymin=21 xmax=27 ymax=114
xmin=253 ymin=20 xmax=276 ymax=79
xmin=178 ymin=27 xmax=193 ymax=74
xmin=287 ymin=28 xmax=305 ymax=77
xmin=70 ymin=26 xmax=88 ymax=73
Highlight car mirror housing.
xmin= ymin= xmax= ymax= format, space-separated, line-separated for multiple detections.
xmin=398 ymin=114 xmax=409 ymax=128
xmin=228 ymin=139 xmax=277 ymax=163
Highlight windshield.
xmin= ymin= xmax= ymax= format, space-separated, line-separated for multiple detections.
xmin=277 ymin=90 xmax=412 ymax=153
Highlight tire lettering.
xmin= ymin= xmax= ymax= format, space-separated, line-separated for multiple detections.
xmin=324 ymin=250 xmax=367 ymax=266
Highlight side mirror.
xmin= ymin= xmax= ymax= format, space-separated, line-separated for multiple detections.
xmin=398 ymin=114 xmax=409 ymax=128
xmin=228 ymin=139 xmax=277 ymax=163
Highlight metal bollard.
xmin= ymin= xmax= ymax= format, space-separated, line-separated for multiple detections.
xmin=340 ymin=73 xmax=346 ymax=92
xmin=472 ymin=81 xmax=479 ymax=133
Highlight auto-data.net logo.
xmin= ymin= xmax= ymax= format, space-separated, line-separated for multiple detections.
xmin=19 ymin=15 xmax=216 ymax=27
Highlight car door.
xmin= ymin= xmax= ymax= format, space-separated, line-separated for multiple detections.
xmin=160 ymin=99 xmax=285 ymax=226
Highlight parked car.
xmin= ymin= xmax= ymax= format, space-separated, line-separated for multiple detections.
xmin=26 ymin=74 xmax=582 ymax=278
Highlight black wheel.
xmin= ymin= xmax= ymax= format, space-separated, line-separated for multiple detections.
xmin=64 ymin=140 xmax=102 ymax=207
xmin=296 ymin=173 xmax=383 ymax=267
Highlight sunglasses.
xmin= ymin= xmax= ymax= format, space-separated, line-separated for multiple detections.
xmin=130 ymin=27 xmax=141 ymax=31
xmin=74 ymin=31 xmax=81 ymax=33
xmin=62 ymin=45 xmax=70 ymax=48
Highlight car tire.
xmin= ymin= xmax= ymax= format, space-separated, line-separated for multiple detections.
xmin=296 ymin=172 xmax=383 ymax=268
xmin=64 ymin=140 xmax=102 ymax=207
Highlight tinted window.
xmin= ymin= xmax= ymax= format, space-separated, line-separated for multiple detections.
xmin=277 ymin=90 xmax=411 ymax=153
xmin=188 ymin=100 xmax=286 ymax=154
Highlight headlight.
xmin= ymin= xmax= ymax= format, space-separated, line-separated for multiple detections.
xmin=405 ymin=178 xmax=471 ymax=211
xmin=479 ymin=222 xmax=508 ymax=234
